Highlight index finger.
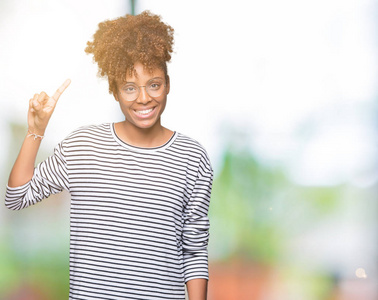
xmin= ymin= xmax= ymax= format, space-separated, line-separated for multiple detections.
xmin=51 ymin=79 xmax=71 ymax=101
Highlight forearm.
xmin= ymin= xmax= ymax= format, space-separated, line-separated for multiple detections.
xmin=8 ymin=132 xmax=43 ymax=187
xmin=8 ymin=80 xmax=70 ymax=188
xmin=186 ymin=278 xmax=208 ymax=300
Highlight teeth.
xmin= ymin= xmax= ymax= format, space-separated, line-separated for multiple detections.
xmin=136 ymin=108 xmax=153 ymax=115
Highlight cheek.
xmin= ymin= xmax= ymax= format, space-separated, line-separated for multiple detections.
xmin=118 ymin=100 xmax=133 ymax=115
xmin=158 ymin=99 xmax=167 ymax=113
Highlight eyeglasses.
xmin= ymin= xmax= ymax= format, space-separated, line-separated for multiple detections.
xmin=119 ymin=77 xmax=166 ymax=101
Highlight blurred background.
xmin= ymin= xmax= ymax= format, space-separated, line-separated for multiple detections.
xmin=0 ymin=0 xmax=377 ymax=299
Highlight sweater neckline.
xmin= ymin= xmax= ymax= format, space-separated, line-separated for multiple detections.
xmin=110 ymin=123 xmax=177 ymax=152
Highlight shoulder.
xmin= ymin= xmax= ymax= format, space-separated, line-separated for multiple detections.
xmin=59 ymin=123 xmax=113 ymax=148
xmin=63 ymin=123 xmax=111 ymax=140
xmin=173 ymin=132 xmax=207 ymax=153
xmin=173 ymin=132 xmax=212 ymax=170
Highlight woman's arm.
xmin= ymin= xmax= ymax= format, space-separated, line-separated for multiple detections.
xmin=182 ymin=152 xmax=213 ymax=299
xmin=186 ymin=278 xmax=208 ymax=300
xmin=8 ymin=133 xmax=43 ymax=187
xmin=8 ymin=79 xmax=70 ymax=187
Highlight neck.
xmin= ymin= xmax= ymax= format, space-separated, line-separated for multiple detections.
xmin=115 ymin=120 xmax=172 ymax=148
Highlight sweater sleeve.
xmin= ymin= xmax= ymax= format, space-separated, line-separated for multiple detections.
xmin=5 ymin=142 xmax=69 ymax=210
xmin=182 ymin=153 xmax=213 ymax=282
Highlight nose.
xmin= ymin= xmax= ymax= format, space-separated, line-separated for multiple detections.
xmin=136 ymin=86 xmax=151 ymax=104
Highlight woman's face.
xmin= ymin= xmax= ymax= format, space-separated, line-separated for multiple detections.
xmin=114 ymin=62 xmax=170 ymax=130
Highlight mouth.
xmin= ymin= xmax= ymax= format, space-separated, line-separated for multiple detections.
xmin=133 ymin=107 xmax=156 ymax=118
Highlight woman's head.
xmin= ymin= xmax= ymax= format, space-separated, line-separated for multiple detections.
xmin=85 ymin=11 xmax=174 ymax=95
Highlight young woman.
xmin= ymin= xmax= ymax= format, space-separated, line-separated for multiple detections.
xmin=6 ymin=11 xmax=213 ymax=300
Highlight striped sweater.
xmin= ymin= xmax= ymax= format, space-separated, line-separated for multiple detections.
xmin=5 ymin=123 xmax=213 ymax=300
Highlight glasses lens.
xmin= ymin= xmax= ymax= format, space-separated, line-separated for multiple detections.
xmin=122 ymin=83 xmax=139 ymax=101
xmin=146 ymin=78 xmax=165 ymax=98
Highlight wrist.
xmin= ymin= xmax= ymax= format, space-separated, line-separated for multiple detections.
xmin=28 ymin=126 xmax=46 ymax=136
xmin=27 ymin=129 xmax=45 ymax=141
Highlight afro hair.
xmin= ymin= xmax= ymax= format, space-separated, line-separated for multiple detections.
xmin=85 ymin=10 xmax=174 ymax=94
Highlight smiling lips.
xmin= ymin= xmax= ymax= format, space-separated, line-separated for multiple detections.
xmin=134 ymin=107 xmax=155 ymax=117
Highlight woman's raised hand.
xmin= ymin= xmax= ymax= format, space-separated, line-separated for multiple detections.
xmin=28 ymin=79 xmax=71 ymax=135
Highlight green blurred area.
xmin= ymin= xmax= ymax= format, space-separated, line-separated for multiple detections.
xmin=0 ymin=243 xmax=69 ymax=299
xmin=207 ymin=133 xmax=376 ymax=299
xmin=0 ymin=213 xmax=70 ymax=299
xmin=209 ymin=144 xmax=342 ymax=264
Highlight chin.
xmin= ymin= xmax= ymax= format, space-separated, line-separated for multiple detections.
xmin=133 ymin=120 xmax=159 ymax=130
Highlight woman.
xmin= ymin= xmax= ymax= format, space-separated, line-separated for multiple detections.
xmin=6 ymin=11 xmax=212 ymax=300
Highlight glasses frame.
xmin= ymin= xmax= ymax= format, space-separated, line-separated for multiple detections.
xmin=120 ymin=77 xmax=167 ymax=102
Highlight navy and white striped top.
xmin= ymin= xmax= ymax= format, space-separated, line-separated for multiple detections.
xmin=5 ymin=123 xmax=213 ymax=300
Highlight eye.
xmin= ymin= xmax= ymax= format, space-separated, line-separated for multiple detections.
xmin=148 ymin=80 xmax=164 ymax=91
xmin=150 ymin=83 xmax=160 ymax=90
xmin=122 ymin=84 xmax=137 ymax=93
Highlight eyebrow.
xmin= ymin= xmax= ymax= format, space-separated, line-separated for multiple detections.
xmin=124 ymin=77 xmax=164 ymax=84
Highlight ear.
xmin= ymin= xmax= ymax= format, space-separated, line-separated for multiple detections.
xmin=166 ymin=75 xmax=170 ymax=95
xmin=112 ymin=80 xmax=120 ymax=101
xmin=113 ymin=91 xmax=119 ymax=102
